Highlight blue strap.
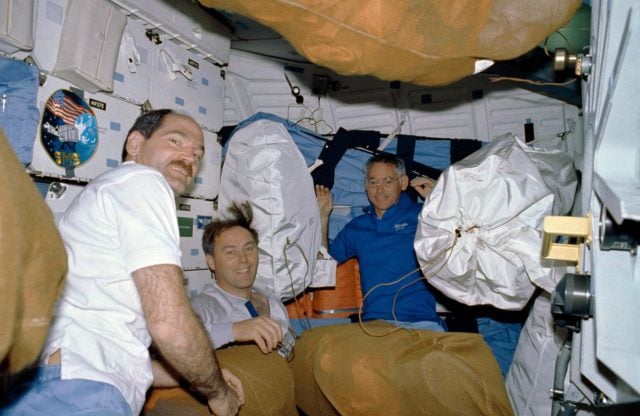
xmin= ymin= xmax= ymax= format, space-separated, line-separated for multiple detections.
xmin=245 ymin=300 xmax=259 ymax=318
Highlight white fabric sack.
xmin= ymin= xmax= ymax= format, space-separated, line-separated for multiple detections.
xmin=506 ymin=289 xmax=591 ymax=416
xmin=414 ymin=134 xmax=576 ymax=309
xmin=525 ymin=135 xmax=578 ymax=218
xmin=309 ymin=246 xmax=337 ymax=288
xmin=218 ymin=119 xmax=322 ymax=301
xmin=506 ymin=292 xmax=563 ymax=415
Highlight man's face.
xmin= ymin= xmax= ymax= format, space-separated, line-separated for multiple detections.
xmin=127 ymin=113 xmax=204 ymax=195
xmin=206 ymin=226 xmax=259 ymax=298
xmin=365 ymin=162 xmax=408 ymax=218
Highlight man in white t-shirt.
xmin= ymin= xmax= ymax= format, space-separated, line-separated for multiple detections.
xmin=1 ymin=110 xmax=244 ymax=416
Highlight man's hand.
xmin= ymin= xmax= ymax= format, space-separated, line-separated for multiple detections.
xmin=410 ymin=176 xmax=437 ymax=199
xmin=232 ymin=317 xmax=284 ymax=354
xmin=315 ymin=184 xmax=333 ymax=217
xmin=207 ymin=368 xmax=244 ymax=416
xmin=315 ymin=184 xmax=333 ymax=249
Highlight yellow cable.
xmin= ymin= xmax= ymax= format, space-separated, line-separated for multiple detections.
xmin=489 ymin=76 xmax=577 ymax=87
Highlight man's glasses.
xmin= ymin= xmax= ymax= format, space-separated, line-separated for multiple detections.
xmin=366 ymin=176 xmax=399 ymax=188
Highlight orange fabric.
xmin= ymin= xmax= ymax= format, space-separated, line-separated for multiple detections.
xmin=199 ymin=0 xmax=581 ymax=86
xmin=0 ymin=130 xmax=67 ymax=373
xmin=285 ymin=291 xmax=313 ymax=319
xmin=312 ymin=258 xmax=362 ymax=318
xmin=144 ymin=388 xmax=202 ymax=415
xmin=144 ymin=345 xmax=297 ymax=416
xmin=289 ymin=321 xmax=514 ymax=415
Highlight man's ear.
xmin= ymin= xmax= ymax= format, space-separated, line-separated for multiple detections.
xmin=124 ymin=131 xmax=144 ymax=160
xmin=205 ymin=254 xmax=216 ymax=272
xmin=399 ymin=174 xmax=409 ymax=191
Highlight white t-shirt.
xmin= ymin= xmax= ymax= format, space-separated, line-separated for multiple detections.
xmin=42 ymin=161 xmax=182 ymax=415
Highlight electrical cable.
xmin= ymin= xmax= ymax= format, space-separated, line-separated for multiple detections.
xmin=543 ymin=30 xmax=577 ymax=57
xmin=287 ymin=96 xmax=334 ymax=134
xmin=488 ymin=76 xmax=577 ymax=87
xmin=357 ymin=230 xmax=460 ymax=337
xmin=283 ymin=238 xmax=312 ymax=332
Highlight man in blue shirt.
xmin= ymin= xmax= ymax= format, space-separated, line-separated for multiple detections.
xmin=316 ymin=153 xmax=444 ymax=330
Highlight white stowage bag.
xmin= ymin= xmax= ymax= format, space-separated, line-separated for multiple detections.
xmin=218 ymin=119 xmax=322 ymax=301
xmin=506 ymin=292 xmax=564 ymax=415
xmin=414 ymin=134 xmax=577 ymax=309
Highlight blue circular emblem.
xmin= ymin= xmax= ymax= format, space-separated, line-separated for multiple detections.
xmin=41 ymin=90 xmax=98 ymax=170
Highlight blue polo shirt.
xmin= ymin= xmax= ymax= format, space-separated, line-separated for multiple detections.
xmin=329 ymin=193 xmax=439 ymax=322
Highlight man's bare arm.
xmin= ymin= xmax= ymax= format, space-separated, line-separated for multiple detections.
xmin=315 ymin=184 xmax=333 ymax=249
xmin=133 ymin=264 xmax=242 ymax=414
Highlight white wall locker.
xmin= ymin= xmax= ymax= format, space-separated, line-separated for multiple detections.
xmin=111 ymin=0 xmax=231 ymax=64
xmin=223 ymin=51 xmax=582 ymax=152
xmin=33 ymin=0 xmax=126 ymax=93
xmin=111 ymin=16 xmax=154 ymax=105
xmin=43 ymin=181 xmax=84 ymax=223
xmin=329 ymin=88 xmax=398 ymax=133
xmin=175 ymin=196 xmax=214 ymax=271
xmin=31 ymin=75 xmax=140 ymax=181
xmin=52 ymin=0 xmax=126 ymax=93
xmin=32 ymin=0 xmax=67 ymax=72
xmin=0 ymin=0 xmax=35 ymax=57
xmin=183 ymin=128 xmax=221 ymax=200
xmin=148 ymin=40 xmax=225 ymax=132
xmin=224 ymin=51 xmax=333 ymax=130
xmin=183 ymin=268 xmax=212 ymax=298
xmin=406 ymin=86 xmax=480 ymax=140
xmin=482 ymin=89 xmax=577 ymax=141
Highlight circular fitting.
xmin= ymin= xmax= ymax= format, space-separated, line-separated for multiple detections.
xmin=554 ymin=48 xmax=578 ymax=71
xmin=554 ymin=48 xmax=568 ymax=71
xmin=599 ymin=208 xmax=639 ymax=253
xmin=577 ymin=54 xmax=592 ymax=77
xmin=552 ymin=273 xmax=592 ymax=318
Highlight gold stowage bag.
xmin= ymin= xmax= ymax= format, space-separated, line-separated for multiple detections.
xmin=0 ymin=129 xmax=67 ymax=373
xmin=143 ymin=345 xmax=297 ymax=416
xmin=199 ymin=0 xmax=581 ymax=86
xmin=289 ymin=321 xmax=513 ymax=415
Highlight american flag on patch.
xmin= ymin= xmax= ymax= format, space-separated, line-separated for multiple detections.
xmin=45 ymin=90 xmax=89 ymax=125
